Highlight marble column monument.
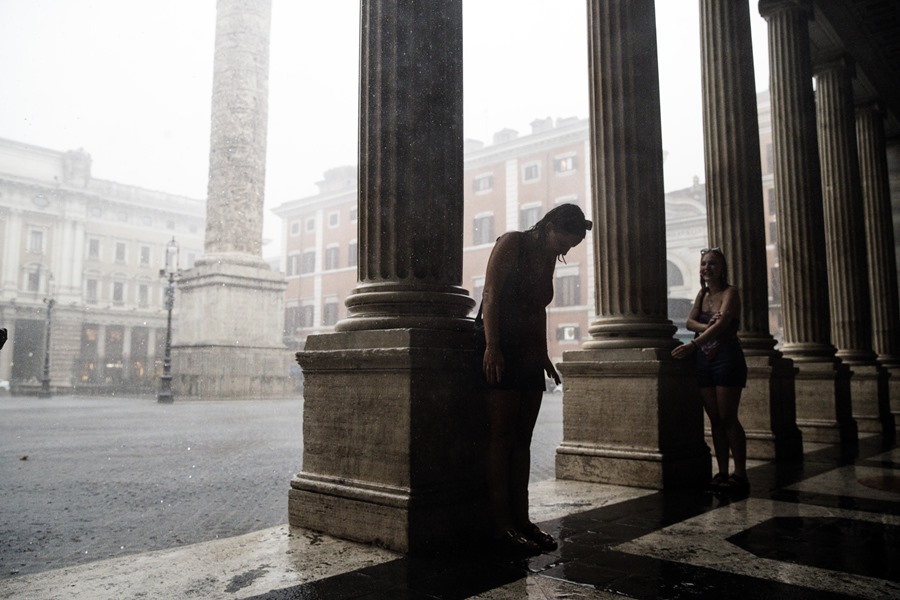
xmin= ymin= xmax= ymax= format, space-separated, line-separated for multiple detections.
xmin=556 ymin=0 xmax=710 ymax=489
xmin=699 ymin=0 xmax=801 ymax=460
xmin=759 ymin=0 xmax=854 ymax=443
xmin=289 ymin=0 xmax=482 ymax=553
xmin=172 ymin=0 xmax=291 ymax=398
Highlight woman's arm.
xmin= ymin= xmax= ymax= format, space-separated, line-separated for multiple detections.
xmin=685 ymin=290 xmax=706 ymax=333
xmin=692 ymin=286 xmax=741 ymax=347
xmin=481 ymin=233 xmax=519 ymax=384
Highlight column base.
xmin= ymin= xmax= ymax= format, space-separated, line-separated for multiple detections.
xmin=846 ymin=363 xmax=888 ymax=434
xmin=289 ymin=329 xmax=487 ymax=554
xmin=789 ymin=358 xmax=857 ymax=444
xmin=556 ymin=348 xmax=710 ymax=489
xmin=739 ymin=351 xmax=803 ymax=460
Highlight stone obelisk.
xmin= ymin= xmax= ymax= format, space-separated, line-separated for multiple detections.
xmin=172 ymin=0 xmax=290 ymax=398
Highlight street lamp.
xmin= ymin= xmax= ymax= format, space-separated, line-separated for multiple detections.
xmin=39 ymin=272 xmax=54 ymax=398
xmin=157 ymin=238 xmax=179 ymax=404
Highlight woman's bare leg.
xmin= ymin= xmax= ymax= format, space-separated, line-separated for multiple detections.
xmin=700 ymin=386 xmax=729 ymax=476
xmin=716 ymin=386 xmax=746 ymax=477
xmin=509 ymin=390 xmax=543 ymax=529
xmin=485 ymin=389 xmax=522 ymax=534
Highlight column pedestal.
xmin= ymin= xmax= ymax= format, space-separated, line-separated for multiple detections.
xmin=845 ymin=363 xmax=888 ymax=434
xmin=173 ymin=257 xmax=291 ymax=398
xmin=289 ymin=329 xmax=486 ymax=553
xmin=793 ymin=359 xmax=856 ymax=443
xmin=556 ymin=349 xmax=710 ymax=489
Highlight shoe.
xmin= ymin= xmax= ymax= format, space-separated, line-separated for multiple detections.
xmin=707 ymin=472 xmax=728 ymax=491
xmin=726 ymin=473 xmax=750 ymax=496
xmin=491 ymin=529 xmax=541 ymax=557
xmin=521 ymin=522 xmax=557 ymax=552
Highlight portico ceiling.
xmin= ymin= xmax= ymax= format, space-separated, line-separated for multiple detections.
xmin=810 ymin=0 xmax=900 ymax=138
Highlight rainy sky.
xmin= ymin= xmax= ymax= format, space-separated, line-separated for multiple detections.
xmin=0 ymin=1 xmax=769 ymax=255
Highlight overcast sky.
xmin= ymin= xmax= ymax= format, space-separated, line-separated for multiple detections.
xmin=0 ymin=1 xmax=769 ymax=254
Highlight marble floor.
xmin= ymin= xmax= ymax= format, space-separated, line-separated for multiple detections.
xmin=1 ymin=436 xmax=896 ymax=600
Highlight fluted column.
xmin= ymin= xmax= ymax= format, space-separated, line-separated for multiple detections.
xmin=759 ymin=0 xmax=833 ymax=359
xmin=759 ymin=0 xmax=854 ymax=443
xmin=857 ymin=102 xmax=900 ymax=435
xmin=582 ymin=0 xmax=676 ymax=348
xmin=700 ymin=0 xmax=800 ymax=459
xmin=814 ymin=56 xmax=875 ymax=363
xmin=337 ymin=1 xmax=473 ymax=332
xmin=203 ymin=0 xmax=271 ymax=259
xmin=556 ymin=0 xmax=708 ymax=490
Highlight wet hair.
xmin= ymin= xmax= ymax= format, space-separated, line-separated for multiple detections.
xmin=530 ymin=203 xmax=592 ymax=243
xmin=700 ymin=247 xmax=730 ymax=289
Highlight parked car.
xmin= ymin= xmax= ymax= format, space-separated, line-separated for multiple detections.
xmin=0 ymin=379 xmax=9 ymax=393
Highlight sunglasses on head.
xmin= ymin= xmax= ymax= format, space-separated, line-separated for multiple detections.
xmin=700 ymin=247 xmax=722 ymax=254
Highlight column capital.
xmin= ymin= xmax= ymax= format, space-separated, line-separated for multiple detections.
xmin=758 ymin=0 xmax=812 ymax=20
xmin=813 ymin=53 xmax=855 ymax=78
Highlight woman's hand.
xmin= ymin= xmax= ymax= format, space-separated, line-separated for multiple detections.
xmin=544 ymin=355 xmax=561 ymax=386
xmin=671 ymin=341 xmax=697 ymax=360
xmin=483 ymin=345 xmax=504 ymax=385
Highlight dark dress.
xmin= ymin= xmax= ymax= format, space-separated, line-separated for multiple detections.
xmin=694 ymin=311 xmax=747 ymax=389
xmin=475 ymin=232 xmax=552 ymax=391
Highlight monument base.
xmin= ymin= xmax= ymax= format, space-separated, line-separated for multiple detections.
xmin=556 ymin=348 xmax=710 ymax=489
xmin=173 ymin=344 xmax=293 ymax=398
xmin=289 ymin=329 xmax=488 ymax=554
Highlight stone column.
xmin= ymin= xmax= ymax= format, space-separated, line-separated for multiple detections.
xmin=759 ymin=0 xmax=854 ymax=443
xmin=699 ymin=0 xmax=801 ymax=460
xmin=556 ymin=0 xmax=709 ymax=489
xmin=814 ymin=56 xmax=886 ymax=435
xmin=290 ymin=0 xmax=483 ymax=554
xmin=856 ymin=102 xmax=900 ymax=436
xmin=172 ymin=0 xmax=290 ymax=398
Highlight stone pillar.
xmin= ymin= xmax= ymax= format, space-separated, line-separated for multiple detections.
xmin=814 ymin=56 xmax=886 ymax=435
xmin=856 ymin=102 xmax=900 ymax=437
xmin=172 ymin=0 xmax=291 ymax=398
xmin=290 ymin=0 xmax=483 ymax=554
xmin=556 ymin=0 xmax=709 ymax=490
xmin=699 ymin=0 xmax=801 ymax=460
xmin=759 ymin=0 xmax=854 ymax=444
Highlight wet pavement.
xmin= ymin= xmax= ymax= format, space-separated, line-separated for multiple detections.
xmin=1 ymin=392 xmax=898 ymax=599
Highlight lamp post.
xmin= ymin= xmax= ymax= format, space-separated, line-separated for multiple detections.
xmin=157 ymin=238 xmax=179 ymax=404
xmin=38 ymin=273 xmax=54 ymax=398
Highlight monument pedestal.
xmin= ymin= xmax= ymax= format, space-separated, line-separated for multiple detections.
xmin=173 ymin=256 xmax=291 ymax=398
xmin=556 ymin=348 xmax=710 ymax=489
xmin=289 ymin=329 xmax=487 ymax=554
xmin=792 ymin=358 xmax=857 ymax=444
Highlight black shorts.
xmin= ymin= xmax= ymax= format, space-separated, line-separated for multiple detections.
xmin=696 ymin=338 xmax=747 ymax=389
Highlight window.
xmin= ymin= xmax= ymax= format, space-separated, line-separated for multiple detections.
xmin=166 ymin=220 xmax=176 ymax=230
xmin=557 ymin=325 xmax=581 ymax=342
xmin=305 ymin=218 xmax=316 ymax=232
xmin=473 ymin=214 xmax=495 ymax=246
xmin=115 ymin=242 xmax=126 ymax=263
xmin=555 ymin=272 xmax=581 ymax=307
xmin=117 ymin=212 xmax=128 ymax=222
xmin=29 ymin=230 xmax=44 ymax=253
xmin=301 ymin=250 xmax=316 ymax=274
xmin=27 ymin=266 xmax=41 ymax=292
xmin=322 ymin=300 xmax=339 ymax=326
xmin=141 ymin=216 xmax=153 ymax=226
xmin=140 ymin=245 xmax=151 ymax=266
xmin=767 ymin=188 xmax=776 ymax=216
xmin=286 ymin=253 xmax=300 ymax=276
xmin=350 ymin=208 xmax=358 ymax=222
xmin=88 ymin=238 xmax=100 ymax=260
xmin=113 ymin=281 xmax=125 ymax=305
xmin=325 ymin=246 xmax=340 ymax=270
xmin=770 ymin=266 xmax=781 ymax=302
xmin=765 ymin=143 xmax=774 ymax=175
xmin=768 ymin=220 xmax=778 ymax=244
xmin=523 ymin=163 xmax=540 ymax=182
xmin=301 ymin=305 xmax=315 ymax=328
xmin=554 ymin=155 xmax=576 ymax=173
xmin=472 ymin=277 xmax=485 ymax=311
xmin=290 ymin=221 xmax=301 ymax=236
xmin=519 ymin=205 xmax=541 ymax=230
xmin=348 ymin=241 xmax=358 ymax=267
xmin=138 ymin=284 xmax=149 ymax=307
xmin=473 ymin=174 xmax=493 ymax=193
xmin=328 ymin=212 xmax=340 ymax=228
xmin=86 ymin=279 xmax=98 ymax=304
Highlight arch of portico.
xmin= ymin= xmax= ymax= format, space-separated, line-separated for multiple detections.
xmin=287 ymin=0 xmax=900 ymax=553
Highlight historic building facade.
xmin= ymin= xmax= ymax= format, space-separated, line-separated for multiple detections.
xmin=0 ymin=137 xmax=205 ymax=394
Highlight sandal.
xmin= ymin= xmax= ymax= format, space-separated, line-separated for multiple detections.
xmin=521 ymin=522 xmax=558 ymax=552
xmin=491 ymin=529 xmax=541 ymax=557
xmin=707 ymin=472 xmax=729 ymax=491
